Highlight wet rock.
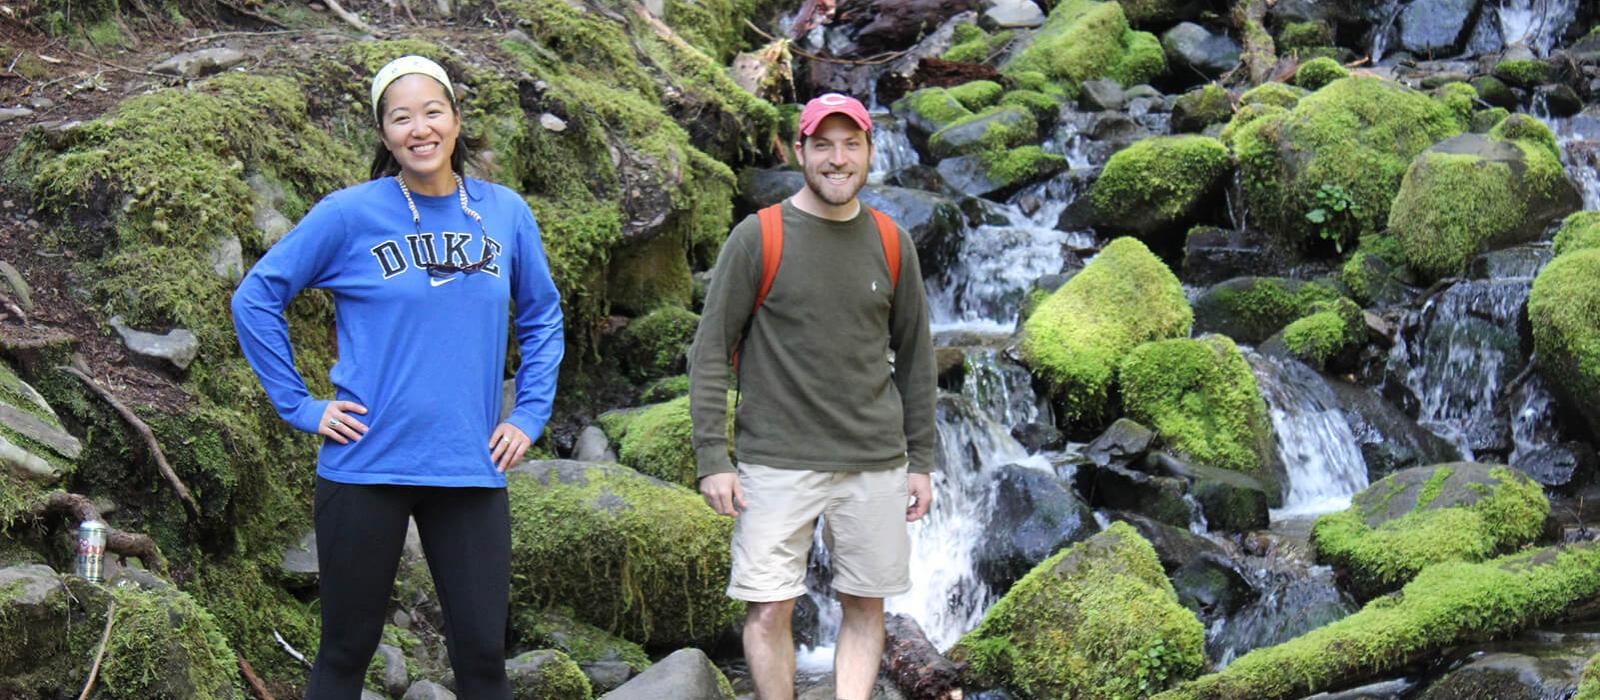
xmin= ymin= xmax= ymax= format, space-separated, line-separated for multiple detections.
xmin=1010 ymin=421 xmax=1061 ymax=452
xmin=1472 ymin=75 xmax=1517 ymax=108
xmin=151 ymin=48 xmax=246 ymax=78
xmin=1071 ymin=461 xmax=1192 ymax=529
xmin=1193 ymin=277 xmax=1342 ymax=344
xmin=975 ymin=464 xmax=1096 ymax=591
xmin=108 ymin=315 xmax=199 ymax=371
xmin=580 ymin=660 xmax=634 ymax=694
xmin=1086 ymin=112 xmax=1149 ymax=145
xmin=0 ymin=107 xmax=35 ymax=124
xmin=858 ymin=186 xmax=965 ymax=277
xmin=885 ymin=164 xmax=950 ymax=194
xmin=1078 ymin=79 xmax=1125 ymax=111
xmin=1536 ymin=83 xmax=1582 ymax=117
xmin=1325 ymin=379 xmax=1459 ymax=481
xmin=1419 ymin=651 xmax=1587 ymax=700
xmin=600 ymin=648 xmax=732 ymax=700
xmin=928 ymin=106 xmax=1037 ymax=159
xmin=1182 ymin=227 xmax=1293 ymax=287
xmin=1161 ymin=22 xmax=1241 ymax=79
xmin=1147 ymin=451 xmax=1272 ymax=532
xmin=1397 ymin=0 xmax=1477 ymax=56
xmin=981 ymin=0 xmax=1044 ymax=29
xmin=1084 ymin=418 xmax=1155 ymax=466
xmin=208 ymin=234 xmax=243 ymax=282
xmin=377 ymin=644 xmax=410 ymax=697
xmin=402 ymin=680 xmax=455 ymax=700
xmin=573 ymin=425 xmax=615 ymax=463
xmin=1171 ymin=84 xmax=1233 ymax=133
xmin=1512 ymin=442 xmax=1596 ymax=491
xmin=1107 ymin=511 xmax=1256 ymax=619
xmin=823 ymin=0 xmax=980 ymax=56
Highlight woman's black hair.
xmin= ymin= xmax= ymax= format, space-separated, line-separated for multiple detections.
xmin=368 ymin=75 xmax=476 ymax=182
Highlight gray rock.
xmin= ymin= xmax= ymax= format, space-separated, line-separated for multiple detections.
xmin=108 ymin=315 xmax=199 ymax=371
xmin=1512 ymin=442 xmax=1596 ymax=491
xmin=1162 ymin=22 xmax=1241 ymax=78
xmin=581 ymin=660 xmax=635 ymax=694
xmin=1070 ymin=461 xmax=1193 ymax=529
xmin=539 ymin=113 xmax=567 ymax=132
xmin=28 ymin=97 xmax=54 ymax=110
xmin=1148 ymin=451 xmax=1273 ymax=531
xmin=0 ymin=260 xmax=33 ymax=312
xmin=1085 ymin=418 xmax=1156 ymax=466
xmin=0 ymin=402 xmax=80 ymax=459
xmin=1109 ymin=512 xmax=1256 ymax=619
xmin=0 ymin=107 xmax=35 ymax=124
xmin=377 ymin=644 xmax=410 ymax=696
xmin=1419 ymin=651 xmax=1586 ymax=699
xmin=982 ymin=0 xmax=1044 ymax=29
xmin=601 ymin=648 xmax=731 ymax=700
xmin=279 ymin=529 xmax=317 ymax=577
xmin=641 ymin=0 xmax=664 ymax=16
xmin=1123 ymin=84 xmax=1164 ymax=101
xmin=1325 ymin=380 xmax=1459 ymax=481
xmin=361 ymin=691 xmax=387 ymax=700
xmin=1398 ymin=0 xmax=1477 ymax=55
xmin=208 ymin=235 xmax=244 ymax=282
xmin=0 ymin=564 xmax=62 ymax=606
xmin=573 ymin=425 xmax=615 ymax=463
xmin=976 ymin=464 xmax=1096 ymax=591
xmin=928 ymin=106 xmax=1035 ymax=159
xmin=1182 ymin=227 xmax=1294 ymax=287
xmin=247 ymin=173 xmax=294 ymax=245
xmin=1078 ymin=79 xmax=1125 ymax=111
xmin=402 ymin=680 xmax=455 ymax=700
xmin=506 ymin=649 xmax=586 ymax=697
xmin=0 ymin=433 xmax=62 ymax=483
xmin=151 ymin=48 xmax=246 ymax=78
xmin=856 ymin=186 xmax=964 ymax=278
xmin=1536 ymin=83 xmax=1582 ymax=118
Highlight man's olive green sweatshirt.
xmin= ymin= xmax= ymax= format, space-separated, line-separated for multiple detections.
xmin=688 ymin=199 xmax=937 ymax=479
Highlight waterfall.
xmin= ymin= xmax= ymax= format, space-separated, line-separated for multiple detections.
xmin=868 ymin=117 xmax=920 ymax=185
xmin=1550 ymin=112 xmax=1600 ymax=210
xmin=1247 ymin=351 xmax=1369 ymax=516
xmin=1492 ymin=0 xmax=1579 ymax=57
xmin=1367 ymin=0 xmax=1404 ymax=64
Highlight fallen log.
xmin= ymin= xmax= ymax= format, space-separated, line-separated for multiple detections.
xmin=883 ymin=613 xmax=964 ymax=700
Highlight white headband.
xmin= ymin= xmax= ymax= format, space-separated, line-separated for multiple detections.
xmin=370 ymin=55 xmax=455 ymax=122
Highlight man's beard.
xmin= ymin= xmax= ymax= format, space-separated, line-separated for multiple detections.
xmin=803 ymin=165 xmax=866 ymax=206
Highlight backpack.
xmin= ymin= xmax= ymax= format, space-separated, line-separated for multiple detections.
xmin=733 ymin=202 xmax=901 ymax=372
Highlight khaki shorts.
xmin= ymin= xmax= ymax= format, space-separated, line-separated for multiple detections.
xmin=727 ymin=462 xmax=911 ymax=602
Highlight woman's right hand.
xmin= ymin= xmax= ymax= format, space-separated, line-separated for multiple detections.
xmin=319 ymin=401 xmax=370 ymax=444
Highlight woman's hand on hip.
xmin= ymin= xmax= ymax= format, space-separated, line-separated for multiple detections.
xmin=319 ymin=401 xmax=370 ymax=444
xmin=489 ymin=423 xmax=532 ymax=473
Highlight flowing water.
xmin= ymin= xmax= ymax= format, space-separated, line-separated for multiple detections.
xmin=1249 ymin=351 xmax=1370 ymax=517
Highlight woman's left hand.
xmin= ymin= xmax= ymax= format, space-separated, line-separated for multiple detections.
xmin=489 ymin=423 xmax=532 ymax=473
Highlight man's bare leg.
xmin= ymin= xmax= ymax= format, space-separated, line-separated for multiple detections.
xmin=834 ymin=593 xmax=885 ymax=700
xmin=745 ymin=598 xmax=799 ymax=700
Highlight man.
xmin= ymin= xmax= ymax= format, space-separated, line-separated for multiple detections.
xmin=687 ymin=92 xmax=937 ymax=700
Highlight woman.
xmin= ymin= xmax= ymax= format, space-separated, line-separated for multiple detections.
xmin=231 ymin=55 xmax=564 ymax=699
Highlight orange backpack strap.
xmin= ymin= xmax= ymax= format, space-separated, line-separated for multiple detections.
xmin=868 ymin=207 xmax=901 ymax=290
xmin=754 ymin=204 xmax=785 ymax=314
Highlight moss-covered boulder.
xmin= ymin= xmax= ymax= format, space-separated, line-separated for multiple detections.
xmin=999 ymin=90 xmax=1063 ymax=128
xmin=1492 ymin=58 xmax=1552 ymax=88
xmin=949 ymin=521 xmax=1206 ymax=699
xmin=948 ymin=80 xmax=1006 ymax=111
xmin=1235 ymin=76 xmax=1464 ymax=251
xmin=1002 ymin=0 xmax=1166 ymax=99
xmin=1239 ymin=81 xmax=1308 ymax=109
xmin=1579 ymin=654 xmax=1600 ymax=700
xmin=1191 ymin=276 xmax=1342 ymax=344
xmin=1310 ymin=463 xmax=1550 ymax=600
xmin=1472 ymin=75 xmax=1517 ymax=108
xmin=1553 ymin=210 xmax=1600 ymax=257
xmin=1529 ymin=248 xmax=1600 ymax=441
xmin=943 ymin=24 xmax=1018 ymax=64
xmin=1170 ymin=83 xmax=1232 ymax=133
xmin=1470 ymin=106 xmax=1510 ymax=133
xmin=512 ymin=606 xmax=652 ymax=675
xmin=598 ymin=396 xmax=695 ymax=486
xmin=0 ymin=360 xmax=75 ymax=522
xmin=894 ymin=86 xmax=974 ymax=135
xmin=1278 ymin=20 xmax=1333 ymax=50
xmin=617 ymin=306 xmax=699 ymax=383
xmin=1293 ymin=57 xmax=1348 ymax=90
xmin=1277 ymin=297 xmax=1364 ymax=370
xmin=1341 ymin=235 xmax=1412 ymax=306
xmin=1152 ymin=541 xmax=1600 ymax=700
xmin=1119 ymin=336 xmax=1281 ymax=501
xmin=1391 ymin=116 xmax=1580 ymax=280
xmin=1 ymin=568 xmax=244 ymax=699
xmin=937 ymin=146 xmax=1069 ymax=198
xmin=505 ymin=649 xmax=594 ymax=700
xmin=1020 ymin=238 xmax=1192 ymax=426
xmin=928 ymin=105 xmax=1040 ymax=160
xmin=1219 ymin=103 xmax=1287 ymax=147
xmin=507 ymin=460 xmax=741 ymax=649
xmin=1089 ymin=135 xmax=1230 ymax=239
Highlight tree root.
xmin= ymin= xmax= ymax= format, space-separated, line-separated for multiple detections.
xmin=58 ymin=365 xmax=200 ymax=520
xmin=38 ymin=491 xmax=169 ymax=575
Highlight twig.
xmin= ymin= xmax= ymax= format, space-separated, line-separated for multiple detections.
xmin=743 ymin=18 xmax=907 ymax=66
xmin=179 ymin=29 xmax=306 ymax=46
xmin=39 ymin=492 xmax=169 ymax=574
xmin=273 ymin=628 xmax=313 ymax=669
xmin=321 ymin=0 xmax=380 ymax=36
xmin=238 ymin=657 xmax=278 ymax=700
xmin=77 ymin=597 xmax=116 ymax=700
xmin=58 ymin=365 xmax=200 ymax=520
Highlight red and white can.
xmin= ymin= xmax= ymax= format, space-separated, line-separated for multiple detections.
xmin=75 ymin=519 xmax=106 ymax=583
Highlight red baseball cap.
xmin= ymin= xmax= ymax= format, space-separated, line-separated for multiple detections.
xmin=798 ymin=93 xmax=873 ymax=137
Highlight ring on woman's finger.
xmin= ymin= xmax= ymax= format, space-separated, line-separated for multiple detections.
xmin=328 ymin=418 xmax=342 ymax=428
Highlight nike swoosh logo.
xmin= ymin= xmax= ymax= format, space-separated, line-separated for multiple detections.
xmin=430 ymin=276 xmax=458 ymax=287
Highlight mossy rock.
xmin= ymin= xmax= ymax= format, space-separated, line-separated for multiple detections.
xmin=1219 ymin=103 xmax=1287 ymax=147
xmin=1390 ymin=117 xmax=1579 ymax=281
xmin=1432 ymin=82 xmax=1479 ymax=126
xmin=1492 ymin=59 xmax=1553 ymax=88
xmin=1170 ymin=83 xmax=1232 ymax=133
xmin=1579 ymin=654 xmax=1600 ymax=700
xmin=1470 ymin=106 xmax=1510 ymax=133
xmin=1293 ymin=57 xmax=1348 ymax=90
xmin=617 ymin=306 xmax=700 ymax=383
xmin=1310 ymin=463 xmax=1550 ymax=599
xmin=949 ymin=521 xmax=1206 ymax=699
xmin=608 ymin=231 xmax=695 ymax=316
xmin=1119 ymin=336 xmax=1280 ymax=500
xmin=505 ymin=649 xmax=595 ymax=700
xmin=1471 ymin=75 xmax=1517 ymax=109
xmin=507 ymin=460 xmax=742 ymax=649
xmin=943 ymin=25 xmax=1018 ymax=64
xmin=894 ymin=87 xmax=975 ymax=135
xmin=1552 ymin=210 xmax=1600 ymax=258
xmin=948 ymin=80 xmax=1006 ymax=111
xmin=1233 ymin=76 xmax=1463 ymax=250
xmin=1278 ymin=297 xmax=1364 ymax=370
xmin=1089 ymin=135 xmax=1230 ymax=239
xmin=1191 ymin=276 xmax=1342 ymax=344
xmin=512 ymin=605 xmax=652 ymax=673
xmin=1529 ymin=248 xmax=1600 ymax=441
xmin=1153 ymin=541 xmax=1600 ymax=700
xmin=1278 ymin=20 xmax=1332 ymax=50
xmin=603 ymin=396 xmax=695 ymax=486
xmin=1238 ymin=81 xmax=1307 ymax=109
xmin=999 ymin=90 xmax=1063 ymax=128
xmin=1020 ymin=238 xmax=1192 ymax=427
xmin=640 ymin=374 xmax=690 ymax=403
xmin=1340 ymin=235 xmax=1411 ymax=306
xmin=1002 ymin=0 xmax=1166 ymax=99
xmin=928 ymin=105 xmax=1040 ymax=160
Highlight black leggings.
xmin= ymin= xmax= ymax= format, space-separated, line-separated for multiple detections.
xmin=305 ymin=477 xmax=512 ymax=700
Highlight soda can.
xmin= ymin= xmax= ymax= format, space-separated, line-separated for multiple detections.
xmin=76 ymin=519 xmax=107 ymax=583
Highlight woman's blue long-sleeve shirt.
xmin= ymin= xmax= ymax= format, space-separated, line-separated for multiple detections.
xmin=231 ymin=176 xmax=564 ymax=487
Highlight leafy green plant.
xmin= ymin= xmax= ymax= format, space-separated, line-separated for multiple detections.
xmin=1305 ymin=183 xmax=1357 ymax=252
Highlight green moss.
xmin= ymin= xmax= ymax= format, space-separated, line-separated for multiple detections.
xmin=1578 ymin=653 xmax=1600 ymax=700
xmin=1154 ymin=542 xmax=1600 ymax=700
xmin=1171 ymin=84 xmax=1232 ymax=133
xmin=1009 ymin=70 xmax=1053 ymax=94
xmin=1119 ymin=335 xmax=1275 ymax=480
xmin=944 ymin=26 xmax=1017 ymax=64
xmin=1433 ymin=82 xmax=1479 ymax=126
xmin=659 ymin=0 xmax=784 ymax=62
xmin=948 ymin=80 xmax=1006 ymax=111
xmin=1293 ymin=57 xmax=1348 ymax=91
xmin=1193 ymin=277 xmax=1343 ymax=344
xmin=1310 ymin=464 xmax=1550 ymax=599
xmin=1278 ymin=21 xmax=1332 ymax=50
xmin=607 ymin=396 xmax=695 ymax=486
xmin=982 ymin=146 xmax=1068 ymax=189
xmin=1529 ymin=249 xmax=1600 ymax=438
xmin=618 ymin=305 xmax=699 ymax=382
xmin=1281 ymin=297 xmax=1363 ymax=369
xmin=512 ymin=606 xmax=652 ymax=672
xmin=1492 ymin=58 xmax=1552 ymax=88
xmin=1340 ymin=235 xmax=1407 ymax=306
xmin=898 ymin=87 xmax=976 ymax=132
xmin=1553 ymin=211 xmax=1600 ymax=257
xmin=1089 ymin=135 xmax=1230 ymax=237
xmin=1489 ymin=113 xmax=1562 ymax=162
xmin=950 ymin=522 xmax=1206 ymax=699
xmin=999 ymin=90 xmax=1062 ymax=126
xmin=1002 ymin=0 xmax=1165 ymax=98
xmin=641 ymin=374 xmax=690 ymax=403
xmin=1235 ymin=76 xmax=1463 ymax=249
xmin=1238 ymin=82 xmax=1308 ymax=109
xmin=506 ymin=648 xmax=593 ymax=700
xmin=929 ymin=105 xmax=1040 ymax=159
xmin=1471 ymin=107 xmax=1510 ymax=133
xmin=100 ymin=584 xmax=245 ymax=699
xmin=1020 ymin=237 xmax=1192 ymax=426
xmin=507 ymin=461 xmax=742 ymax=649
xmin=1220 ymin=103 xmax=1287 ymax=146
